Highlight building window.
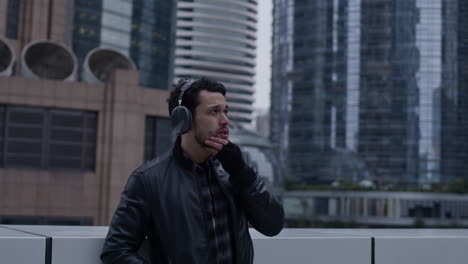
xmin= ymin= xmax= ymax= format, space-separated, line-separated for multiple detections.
xmin=0 ymin=106 xmax=5 ymax=166
xmin=315 ymin=197 xmax=329 ymax=215
xmin=48 ymin=109 xmax=97 ymax=170
xmin=144 ymin=116 xmax=172 ymax=161
xmin=6 ymin=0 xmax=21 ymax=39
xmin=0 ymin=105 xmax=97 ymax=171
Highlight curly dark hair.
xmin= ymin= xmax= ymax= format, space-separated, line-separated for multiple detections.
xmin=166 ymin=77 xmax=226 ymax=117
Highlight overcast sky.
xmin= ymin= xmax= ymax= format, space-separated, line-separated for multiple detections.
xmin=254 ymin=0 xmax=273 ymax=111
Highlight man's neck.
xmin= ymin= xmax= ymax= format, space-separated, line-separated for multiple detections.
xmin=180 ymin=134 xmax=210 ymax=164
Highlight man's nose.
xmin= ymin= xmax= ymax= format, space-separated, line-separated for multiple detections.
xmin=220 ymin=112 xmax=229 ymax=125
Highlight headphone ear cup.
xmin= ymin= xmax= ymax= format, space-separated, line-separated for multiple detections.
xmin=171 ymin=106 xmax=192 ymax=135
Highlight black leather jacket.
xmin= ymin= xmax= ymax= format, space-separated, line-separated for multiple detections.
xmin=101 ymin=139 xmax=284 ymax=264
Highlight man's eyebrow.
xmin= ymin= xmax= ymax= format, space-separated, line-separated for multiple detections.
xmin=207 ymin=104 xmax=221 ymax=109
xmin=207 ymin=104 xmax=229 ymax=110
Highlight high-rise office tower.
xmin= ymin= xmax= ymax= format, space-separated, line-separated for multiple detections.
xmin=173 ymin=0 xmax=258 ymax=126
xmin=270 ymin=0 xmax=293 ymax=170
xmin=286 ymin=0 xmax=352 ymax=183
xmin=0 ymin=0 xmax=175 ymax=225
xmin=271 ymin=0 xmax=468 ymax=185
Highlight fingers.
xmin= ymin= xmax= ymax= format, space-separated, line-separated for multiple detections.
xmin=208 ymin=136 xmax=228 ymax=146
xmin=204 ymin=137 xmax=228 ymax=149
xmin=204 ymin=136 xmax=228 ymax=156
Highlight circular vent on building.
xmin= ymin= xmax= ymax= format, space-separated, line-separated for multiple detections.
xmin=21 ymin=40 xmax=77 ymax=81
xmin=0 ymin=38 xmax=15 ymax=76
xmin=82 ymin=48 xmax=136 ymax=83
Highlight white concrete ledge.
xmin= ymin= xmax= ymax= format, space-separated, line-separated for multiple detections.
xmin=1 ymin=226 xmax=467 ymax=264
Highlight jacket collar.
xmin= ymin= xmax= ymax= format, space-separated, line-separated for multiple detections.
xmin=172 ymin=136 xmax=213 ymax=172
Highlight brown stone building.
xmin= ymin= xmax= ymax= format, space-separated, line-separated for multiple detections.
xmin=0 ymin=0 xmax=173 ymax=225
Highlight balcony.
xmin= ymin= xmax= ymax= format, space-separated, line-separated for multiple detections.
xmin=1 ymin=225 xmax=467 ymax=264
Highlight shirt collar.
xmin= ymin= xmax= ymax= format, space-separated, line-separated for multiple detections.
xmin=172 ymin=136 xmax=213 ymax=172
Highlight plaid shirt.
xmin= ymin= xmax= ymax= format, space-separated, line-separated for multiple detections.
xmin=196 ymin=161 xmax=234 ymax=264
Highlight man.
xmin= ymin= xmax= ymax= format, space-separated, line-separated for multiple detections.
xmin=101 ymin=77 xmax=284 ymax=263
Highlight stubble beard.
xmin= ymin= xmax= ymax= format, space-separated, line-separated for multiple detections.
xmin=193 ymin=126 xmax=208 ymax=149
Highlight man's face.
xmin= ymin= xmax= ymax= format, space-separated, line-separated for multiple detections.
xmin=192 ymin=90 xmax=230 ymax=147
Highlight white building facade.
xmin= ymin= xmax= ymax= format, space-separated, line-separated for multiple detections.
xmin=174 ymin=0 xmax=258 ymax=125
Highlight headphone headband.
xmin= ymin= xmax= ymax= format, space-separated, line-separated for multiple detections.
xmin=178 ymin=81 xmax=194 ymax=106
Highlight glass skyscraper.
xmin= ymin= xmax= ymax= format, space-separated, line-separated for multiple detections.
xmin=272 ymin=0 xmax=468 ymax=185
xmin=270 ymin=0 xmax=294 ymax=169
xmin=72 ymin=0 xmax=175 ymax=89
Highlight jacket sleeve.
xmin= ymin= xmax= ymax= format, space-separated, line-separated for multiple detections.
xmin=101 ymin=171 xmax=151 ymax=264
xmin=231 ymin=167 xmax=285 ymax=237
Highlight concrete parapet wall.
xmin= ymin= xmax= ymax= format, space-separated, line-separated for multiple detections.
xmin=1 ymin=226 xmax=468 ymax=264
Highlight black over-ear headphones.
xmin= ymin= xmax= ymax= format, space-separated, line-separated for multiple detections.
xmin=171 ymin=81 xmax=194 ymax=135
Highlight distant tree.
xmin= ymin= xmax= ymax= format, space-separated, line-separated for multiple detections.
xmin=447 ymin=178 xmax=466 ymax=194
